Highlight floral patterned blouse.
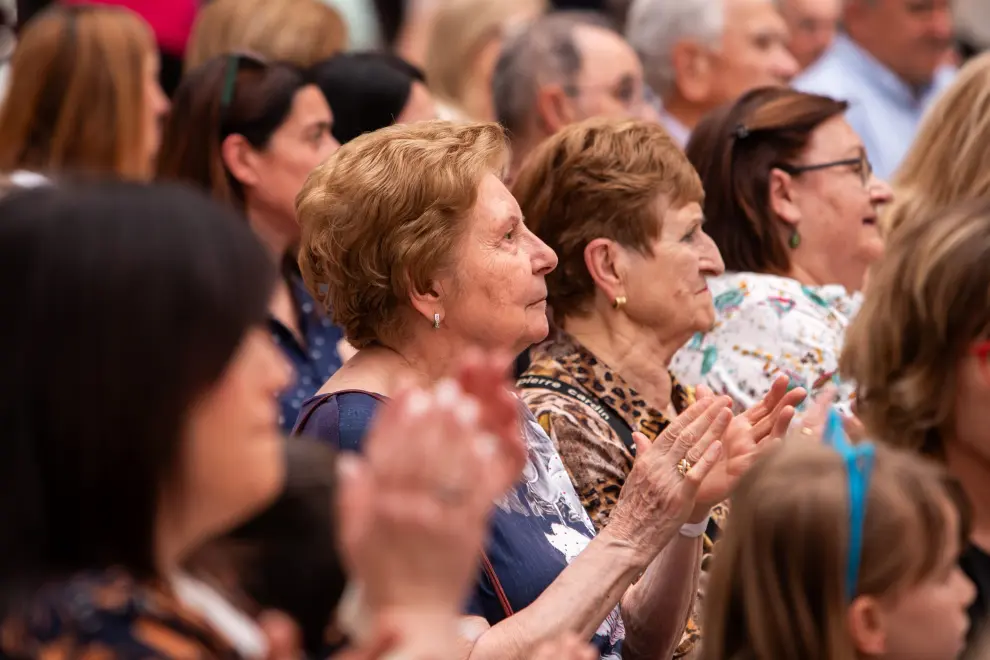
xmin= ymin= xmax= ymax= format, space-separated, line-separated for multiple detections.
xmin=671 ymin=272 xmax=862 ymax=413
xmin=519 ymin=332 xmax=726 ymax=658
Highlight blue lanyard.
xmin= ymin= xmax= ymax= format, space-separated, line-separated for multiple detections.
xmin=823 ymin=408 xmax=876 ymax=600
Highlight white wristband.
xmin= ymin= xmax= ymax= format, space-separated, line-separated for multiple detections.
xmin=679 ymin=515 xmax=710 ymax=538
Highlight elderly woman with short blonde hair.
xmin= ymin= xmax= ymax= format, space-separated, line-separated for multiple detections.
xmin=293 ymin=119 xmax=753 ymax=659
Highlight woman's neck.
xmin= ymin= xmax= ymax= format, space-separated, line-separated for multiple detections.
xmin=945 ymin=437 xmax=990 ymax=551
xmin=246 ymin=206 xmax=293 ymax=260
xmin=786 ymin=257 xmax=865 ymax=293
xmin=562 ymin=307 xmax=683 ymax=412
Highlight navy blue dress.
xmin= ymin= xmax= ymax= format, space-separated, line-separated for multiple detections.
xmin=270 ymin=276 xmax=344 ymax=432
xmin=293 ymin=391 xmax=625 ymax=659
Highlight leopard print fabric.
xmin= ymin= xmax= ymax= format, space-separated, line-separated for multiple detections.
xmin=518 ymin=333 xmax=728 ymax=659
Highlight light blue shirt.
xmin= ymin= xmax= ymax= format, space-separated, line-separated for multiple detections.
xmin=794 ymin=33 xmax=955 ymax=180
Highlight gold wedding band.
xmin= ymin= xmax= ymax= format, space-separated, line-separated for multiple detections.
xmin=677 ymin=458 xmax=693 ymax=477
xmin=800 ymin=427 xmax=815 ymax=437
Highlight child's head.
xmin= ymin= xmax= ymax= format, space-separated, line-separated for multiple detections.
xmin=703 ymin=440 xmax=975 ymax=660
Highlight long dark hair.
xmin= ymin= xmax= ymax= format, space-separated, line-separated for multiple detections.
xmin=0 ymin=181 xmax=275 ymax=612
xmin=156 ymin=53 xmax=310 ymax=208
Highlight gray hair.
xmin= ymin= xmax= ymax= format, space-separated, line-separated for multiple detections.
xmin=625 ymin=0 xmax=725 ymax=99
xmin=492 ymin=11 xmax=613 ymax=136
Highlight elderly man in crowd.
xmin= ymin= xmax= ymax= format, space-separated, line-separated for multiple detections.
xmin=794 ymin=0 xmax=954 ymax=179
xmin=625 ymin=0 xmax=797 ymax=147
xmin=492 ymin=12 xmax=655 ymax=181
xmin=775 ymin=0 xmax=841 ymax=69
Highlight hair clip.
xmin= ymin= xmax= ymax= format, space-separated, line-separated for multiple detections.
xmin=732 ymin=124 xmax=750 ymax=140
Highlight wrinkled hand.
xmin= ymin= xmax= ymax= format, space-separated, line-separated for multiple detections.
xmin=531 ymin=633 xmax=598 ymax=660
xmin=605 ymin=396 xmax=732 ymax=561
xmin=336 ymin=351 xmax=526 ymax=641
xmin=690 ymin=376 xmax=805 ymax=517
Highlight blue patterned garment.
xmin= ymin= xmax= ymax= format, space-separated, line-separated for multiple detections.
xmin=270 ymin=275 xmax=344 ymax=432
xmin=293 ymin=391 xmax=625 ymax=659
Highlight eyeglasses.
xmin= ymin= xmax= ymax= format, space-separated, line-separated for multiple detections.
xmin=823 ymin=407 xmax=876 ymax=600
xmin=774 ymin=151 xmax=874 ymax=188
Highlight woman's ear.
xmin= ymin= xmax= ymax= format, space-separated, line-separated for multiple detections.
xmin=584 ymin=238 xmax=625 ymax=305
xmin=407 ymin=276 xmax=446 ymax=326
xmin=769 ymin=167 xmax=802 ymax=227
xmin=221 ymin=134 xmax=262 ymax=190
xmin=847 ymin=595 xmax=888 ymax=656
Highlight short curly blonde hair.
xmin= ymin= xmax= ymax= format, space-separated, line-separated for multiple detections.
xmin=296 ymin=120 xmax=509 ymax=349
xmin=840 ymin=198 xmax=990 ymax=456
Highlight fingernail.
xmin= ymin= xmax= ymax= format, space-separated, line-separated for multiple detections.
xmin=475 ymin=432 xmax=498 ymax=458
xmin=405 ymin=389 xmax=431 ymax=416
xmin=434 ymin=378 xmax=461 ymax=408
xmin=337 ymin=454 xmax=358 ymax=479
xmin=456 ymin=397 xmax=480 ymax=426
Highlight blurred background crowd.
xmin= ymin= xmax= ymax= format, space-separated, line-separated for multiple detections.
xmin=2 ymin=0 xmax=990 ymax=659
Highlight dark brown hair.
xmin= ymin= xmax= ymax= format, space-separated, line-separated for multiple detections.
xmin=512 ymin=117 xmax=703 ymax=319
xmin=685 ymin=87 xmax=847 ymax=274
xmin=156 ymin=54 xmax=310 ymax=209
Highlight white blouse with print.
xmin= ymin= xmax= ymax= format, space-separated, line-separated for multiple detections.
xmin=671 ymin=272 xmax=861 ymax=412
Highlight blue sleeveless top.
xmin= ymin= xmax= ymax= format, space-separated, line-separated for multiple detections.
xmin=293 ymin=391 xmax=624 ymax=659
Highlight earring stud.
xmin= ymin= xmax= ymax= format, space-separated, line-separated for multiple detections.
xmin=613 ymin=296 xmax=627 ymax=310
xmin=433 ymin=313 xmax=441 ymax=329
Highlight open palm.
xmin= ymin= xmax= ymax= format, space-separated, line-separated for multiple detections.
xmin=692 ymin=375 xmax=806 ymax=515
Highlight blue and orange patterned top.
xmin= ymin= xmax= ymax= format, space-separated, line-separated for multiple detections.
xmin=672 ymin=272 xmax=861 ymax=413
xmin=0 ymin=569 xmax=258 ymax=659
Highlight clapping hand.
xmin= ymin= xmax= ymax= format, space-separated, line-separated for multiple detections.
xmin=605 ymin=396 xmax=732 ymax=560
xmin=690 ymin=376 xmax=806 ymax=518
xmin=335 ymin=350 xmax=526 ymax=653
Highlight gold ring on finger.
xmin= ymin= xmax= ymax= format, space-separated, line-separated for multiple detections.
xmin=800 ymin=427 xmax=815 ymax=437
xmin=677 ymin=458 xmax=693 ymax=477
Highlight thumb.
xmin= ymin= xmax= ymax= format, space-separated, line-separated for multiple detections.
xmin=259 ymin=610 xmax=301 ymax=660
xmin=336 ymin=453 xmax=373 ymax=572
xmin=632 ymin=431 xmax=651 ymax=458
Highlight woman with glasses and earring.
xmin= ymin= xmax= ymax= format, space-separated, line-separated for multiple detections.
xmin=671 ymin=86 xmax=893 ymax=413
xmin=157 ymin=53 xmax=345 ymax=432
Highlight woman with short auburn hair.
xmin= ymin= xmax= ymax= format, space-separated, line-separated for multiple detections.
xmin=841 ymin=198 xmax=990 ymax=647
xmin=295 ymin=119 xmax=738 ymax=660
xmin=671 ymin=87 xmax=893 ymax=412
xmin=885 ymin=52 xmax=990 ymax=236
xmin=512 ymin=117 xmax=803 ymax=658
xmin=185 ymin=0 xmax=347 ymax=72
xmin=0 ymin=4 xmax=169 ymax=180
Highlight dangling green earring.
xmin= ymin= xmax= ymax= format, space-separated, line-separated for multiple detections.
xmin=789 ymin=228 xmax=801 ymax=249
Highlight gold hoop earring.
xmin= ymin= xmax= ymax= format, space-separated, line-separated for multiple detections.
xmin=612 ymin=296 xmax=627 ymax=310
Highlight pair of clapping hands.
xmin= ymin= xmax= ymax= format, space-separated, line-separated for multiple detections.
xmin=310 ymin=351 xmax=805 ymax=660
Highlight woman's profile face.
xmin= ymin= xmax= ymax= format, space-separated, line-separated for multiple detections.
xmin=620 ymin=200 xmax=725 ymax=345
xmin=176 ymin=328 xmax=292 ymax=550
xmin=438 ymin=173 xmax=558 ymax=354
xmin=141 ymin=52 xmax=170 ymax=177
xmin=782 ymin=116 xmax=892 ymax=291
xmin=248 ymin=84 xmax=339 ymax=240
